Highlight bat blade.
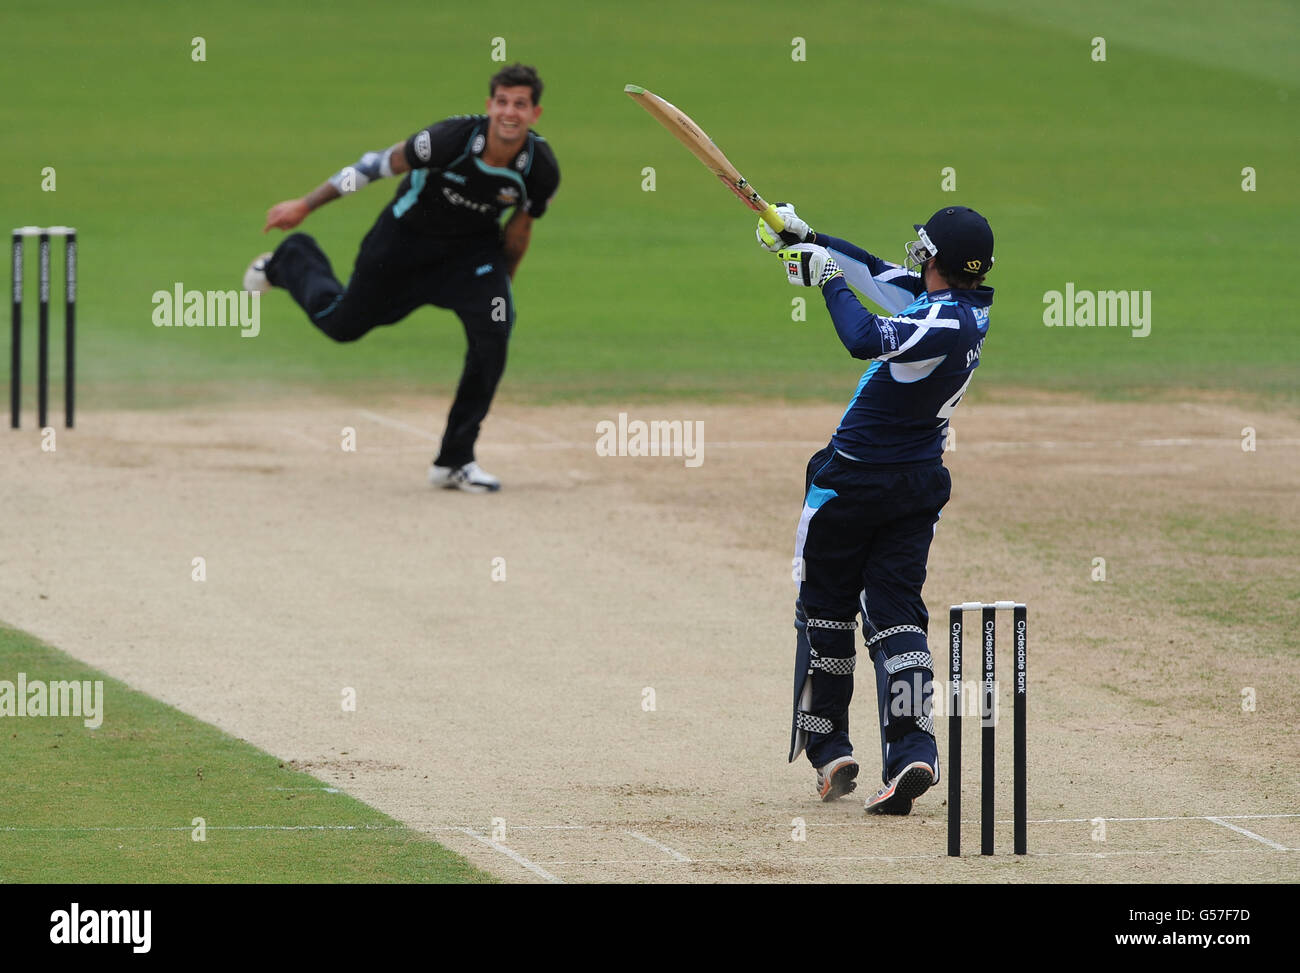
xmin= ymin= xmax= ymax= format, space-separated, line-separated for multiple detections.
xmin=624 ymin=84 xmax=784 ymax=231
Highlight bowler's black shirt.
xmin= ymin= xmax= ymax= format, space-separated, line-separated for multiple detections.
xmin=391 ymin=115 xmax=560 ymax=240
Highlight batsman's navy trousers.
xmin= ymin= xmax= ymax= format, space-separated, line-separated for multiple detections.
xmin=266 ymin=210 xmax=514 ymax=468
xmin=795 ymin=444 xmax=951 ymax=771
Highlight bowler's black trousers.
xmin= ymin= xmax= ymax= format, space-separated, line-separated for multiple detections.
xmin=266 ymin=210 xmax=514 ymax=468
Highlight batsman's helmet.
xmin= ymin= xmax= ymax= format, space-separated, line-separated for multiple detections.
xmin=904 ymin=206 xmax=994 ymax=277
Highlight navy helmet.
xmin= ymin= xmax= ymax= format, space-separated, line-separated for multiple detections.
xmin=904 ymin=206 xmax=994 ymax=278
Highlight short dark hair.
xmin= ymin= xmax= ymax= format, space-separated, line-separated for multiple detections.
xmin=490 ymin=64 xmax=543 ymax=105
xmin=936 ymin=262 xmax=986 ymax=290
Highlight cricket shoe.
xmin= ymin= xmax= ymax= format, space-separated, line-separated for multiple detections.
xmin=428 ymin=461 xmax=501 ymax=494
xmin=816 ymin=755 xmax=859 ymax=802
xmin=242 ymin=252 xmax=273 ymax=293
xmin=864 ymin=760 xmax=938 ymax=816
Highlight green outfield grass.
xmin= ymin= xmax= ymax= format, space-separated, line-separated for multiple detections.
xmin=2 ymin=0 xmax=1295 ymax=408
xmin=0 ymin=624 xmax=492 ymax=883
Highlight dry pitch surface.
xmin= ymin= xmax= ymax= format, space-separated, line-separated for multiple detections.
xmin=2 ymin=393 xmax=1296 ymax=883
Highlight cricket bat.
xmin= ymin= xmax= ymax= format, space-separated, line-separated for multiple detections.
xmin=624 ymin=84 xmax=785 ymax=232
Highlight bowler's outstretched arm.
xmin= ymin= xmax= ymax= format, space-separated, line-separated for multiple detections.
xmin=263 ymin=141 xmax=411 ymax=233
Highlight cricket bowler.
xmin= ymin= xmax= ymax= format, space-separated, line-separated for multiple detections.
xmin=759 ymin=204 xmax=995 ymax=814
xmin=244 ymin=63 xmax=560 ymax=493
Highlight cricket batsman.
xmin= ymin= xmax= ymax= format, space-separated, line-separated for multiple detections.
xmin=244 ymin=64 xmax=560 ymax=493
xmin=758 ymin=204 xmax=995 ymax=814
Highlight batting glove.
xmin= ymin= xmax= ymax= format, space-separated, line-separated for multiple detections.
xmin=756 ymin=203 xmax=814 ymax=252
xmin=778 ymin=244 xmax=843 ymax=288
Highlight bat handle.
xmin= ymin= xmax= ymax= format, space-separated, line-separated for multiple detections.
xmin=760 ymin=203 xmax=785 ymax=233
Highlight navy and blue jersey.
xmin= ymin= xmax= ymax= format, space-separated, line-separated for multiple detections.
xmin=391 ymin=115 xmax=560 ymax=239
xmin=812 ymin=233 xmax=993 ymax=465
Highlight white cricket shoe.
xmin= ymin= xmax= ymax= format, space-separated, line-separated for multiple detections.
xmin=242 ymin=252 xmax=273 ymax=293
xmin=428 ymin=461 xmax=501 ymax=494
xmin=816 ymin=755 xmax=859 ymax=802
xmin=864 ymin=760 xmax=938 ymax=816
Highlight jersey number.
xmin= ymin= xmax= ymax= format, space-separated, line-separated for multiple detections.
xmin=937 ymin=374 xmax=973 ymax=421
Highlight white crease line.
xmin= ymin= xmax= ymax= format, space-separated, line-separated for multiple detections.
xmin=536 ymin=855 xmax=931 ymax=865
xmin=356 ymin=409 xmax=440 ymax=443
xmin=318 ymin=420 xmax=1300 ymax=456
xmin=354 ymin=430 xmax=1300 ymax=453
xmin=411 ymin=825 xmax=589 ymax=832
xmin=625 ymin=830 xmax=691 ymax=862
xmin=1073 ymin=813 xmax=1299 ymax=823
xmin=1030 ymin=813 xmax=1300 ymax=824
xmin=970 ymin=439 xmax=1299 ymax=449
xmin=538 ymin=859 xmax=697 ymax=866
xmin=454 ymin=827 xmax=563 ymax=884
xmin=280 ymin=427 xmax=329 ymax=449
xmin=495 ymin=440 xmax=821 ymax=451
xmin=1028 ymin=848 xmax=1293 ymax=859
xmin=1181 ymin=403 xmax=1258 ymax=421
xmin=1137 ymin=438 xmax=1298 ymax=447
xmin=358 ymin=410 xmax=566 ymax=448
xmin=797 ymin=812 xmax=1300 ymax=829
xmin=407 ymin=814 xmax=1299 ymax=832
xmin=509 ymin=438 xmax=1300 ymax=451
xmin=537 ymin=847 xmax=1290 ymax=866
xmin=491 ymin=442 xmax=584 ymax=451
xmin=481 ymin=440 xmax=820 ymax=451
xmin=0 ymin=825 xmax=400 ymax=832
xmin=8 ymin=814 xmax=1288 ymax=836
xmin=492 ymin=415 xmax=569 ymax=444
xmin=318 ymin=446 xmax=442 ymax=455
xmin=1206 ymin=817 xmax=1290 ymax=851
xmin=698 ymin=441 xmax=823 ymax=448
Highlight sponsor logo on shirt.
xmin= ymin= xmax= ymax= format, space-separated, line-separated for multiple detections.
xmin=443 ymin=171 xmax=467 ymax=185
xmin=414 ymin=130 xmax=432 ymax=162
xmin=878 ymin=321 xmax=899 ymax=351
xmin=515 ymin=151 xmax=528 ymax=171
xmin=472 ymin=134 xmax=486 ymax=153
xmin=442 ymin=186 xmax=494 ymax=214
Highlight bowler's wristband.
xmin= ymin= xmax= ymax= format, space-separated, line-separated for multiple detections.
xmin=327 ymin=149 xmax=395 ymax=194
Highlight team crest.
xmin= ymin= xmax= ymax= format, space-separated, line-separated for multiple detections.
xmin=497 ymin=186 xmax=520 ymax=205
